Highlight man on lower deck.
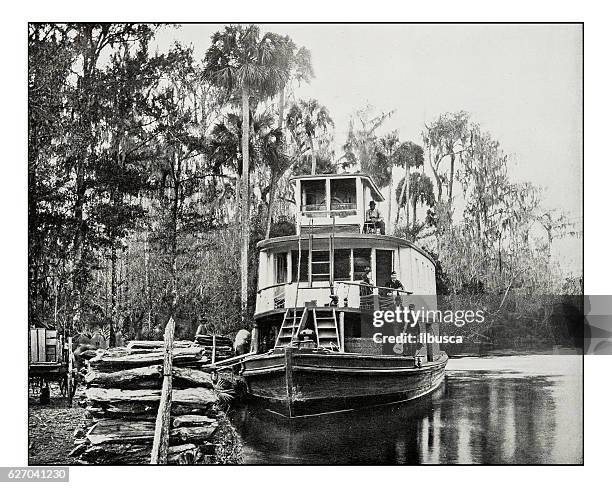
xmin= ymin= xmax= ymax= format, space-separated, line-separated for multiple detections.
xmin=364 ymin=200 xmax=386 ymax=235
xmin=359 ymin=268 xmax=374 ymax=296
xmin=380 ymin=271 xmax=404 ymax=297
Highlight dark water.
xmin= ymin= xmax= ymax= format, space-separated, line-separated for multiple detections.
xmin=230 ymin=352 xmax=583 ymax=464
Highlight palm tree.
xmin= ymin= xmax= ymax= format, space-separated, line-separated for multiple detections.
xmin=209 ymin=113 xmax=242 ymax=223
xmin=286 ymin=99 xmax=334 ymax=174
xmin=203 ymin=25 xmax=292 ymax=322
xmin=393 ymin=142 xmax=424 ymax=228
xmin=209 ymin=109 xmax=290 ymax=240
xmin=395 ymin=172 xmax=435 ymax=240
xmin=267 ymin=42 xmax=313 ymax=238
xmin=409 ymin=173 xmax=435 ymax=226
xmin=275 ymin=44 xmax=313 ymax=132
xmin=379 ymin=132 xmax=400 ymax=230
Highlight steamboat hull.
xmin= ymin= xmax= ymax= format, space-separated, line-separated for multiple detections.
xmin=241 ymin=349 xmax=448 ymax=418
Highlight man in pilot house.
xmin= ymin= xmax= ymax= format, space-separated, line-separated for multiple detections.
xmin=364 ymin=200 xmax=386 ymax=235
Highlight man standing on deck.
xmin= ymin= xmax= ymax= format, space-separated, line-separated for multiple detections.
xmin=364 ymin=200 xmax=385 ymax=234
xmin=380 ymin=271 xmax=404 ymax=297
xmin=359 ymin=267 xmax=375 ymax=296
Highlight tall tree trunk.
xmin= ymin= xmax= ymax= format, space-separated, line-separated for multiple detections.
xmin=54 ymin=278 xmax=59 ymax=328
xmin=235 ymin=165 xmax=241 ymax=228
xmin=547 ymin=230 xmax=553 ymax=262
xmin=448 ymin=153 xmax=455 ymax=202
xmin=309 ymin=136 xmax=316 ymax=175
xmin=394 ymin=204 xmax=402 ymax=228
xmin=144 ymin=229 xmax=152 ymax=337
xmin=395 ymin=176 xmax=406 ymax=228
xmin=498 ymin=238 xmax=503 ymax=278
xmin=266 ymin=86 xmax=286 ymax=239
xmin=171 ymin=174 xmax=180 ymax=316
xmin=278 ymin=86 xmax=285 ymax=131
xmin=123 ymin=244 xmax=130 ymax=340
xmin=265 ymin=172 xmax=278 ymax=239
xmin=404 ymin=162 xmax=410 ymax=229
xmin=387 ymin=184 xmax=393 ymax=233
xmin=28 ymin=162 xmax=38 ymax=323
xmin=429 ymin=154 xmax=443 ymax=203
xmin=110 ymin=243 xmax=118 ymax=347
xmin=240 ymin=87 xmax=251 ymax=323
xmin=412 ymin=197 xmax=418 ymax=228
xmin=72 ymin=168 xmax=86 ymax=334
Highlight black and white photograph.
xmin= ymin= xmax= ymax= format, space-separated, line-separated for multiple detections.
xmin=6 ymin=3 xmax=612 ymax=479
xmin=22 ymin=21 xmax=585 ymax=466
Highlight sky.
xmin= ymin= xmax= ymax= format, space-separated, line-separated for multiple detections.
xmin=153 ymin=24 xmax=583 ymax=273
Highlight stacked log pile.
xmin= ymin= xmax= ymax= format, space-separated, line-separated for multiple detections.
xmin=72 ymin=342 xmax=236 ymax=464
xmin=194 ymin=335 xmax=233 ymax=362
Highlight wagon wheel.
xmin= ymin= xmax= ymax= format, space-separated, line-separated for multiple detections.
xmin=28 ymin=374 xmax=41 ymax=396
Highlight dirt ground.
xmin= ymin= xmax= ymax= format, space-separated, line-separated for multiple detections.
xmin=28 ymin=384 xmax=88 ymax=465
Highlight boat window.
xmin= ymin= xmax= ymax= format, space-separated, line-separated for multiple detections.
xmin=353 ymin=248 xmax=372 ymax=280
xmin=275 ymin=253 xmax=287 ymax=284
xmin=333 ymin=249 xmax=351 ymax=281
xmin=301 ymin=180 xmax=326 ymax=211
xmin=311 ymin=250 xmax=330 ymax=281
xmin=330 ymin=178 xmax=357 ymax=211
xmin=376 ymin=250 xmax=394 ymax=287
xmin=291 ymin=250 xmax=309 ymax=282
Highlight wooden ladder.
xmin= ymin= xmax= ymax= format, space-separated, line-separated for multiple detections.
xmin=275 ymin=308 xmax=308 ymax=348
xmin=313 ymin=309 xmax=340 ymax=349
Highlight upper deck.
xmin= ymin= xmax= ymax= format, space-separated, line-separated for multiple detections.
xmin=291 ymin=173 xmax=385 ymax=234
xmin=254 ymin=173 xmax=437 ymax=317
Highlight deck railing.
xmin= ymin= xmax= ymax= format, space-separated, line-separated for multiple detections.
xmin=330 ymin=202 xmax=357 ymax=211
xmin=256 ymin=280 xmax=423 ymax=314
xmin=302 ymin=203 xmax=327 ymax=212
xmin=300 ymin=209 xmax=358 ymax=219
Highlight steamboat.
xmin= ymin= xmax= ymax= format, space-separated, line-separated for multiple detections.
xmin=239 ymin=173 xmax=448 ymax=418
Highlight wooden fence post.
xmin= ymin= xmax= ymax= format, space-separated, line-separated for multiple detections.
xmin=150 ymin=317 xmax=175 ymax=464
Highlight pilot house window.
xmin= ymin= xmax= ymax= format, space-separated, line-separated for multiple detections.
xmin=301 ymin=180 xmax=326 ymax=212
xmin=330 ymin=178 xmax=357 ymax=211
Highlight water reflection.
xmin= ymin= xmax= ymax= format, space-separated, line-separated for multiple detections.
xmin=231 ymin=355 xmax=582 ymax=464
